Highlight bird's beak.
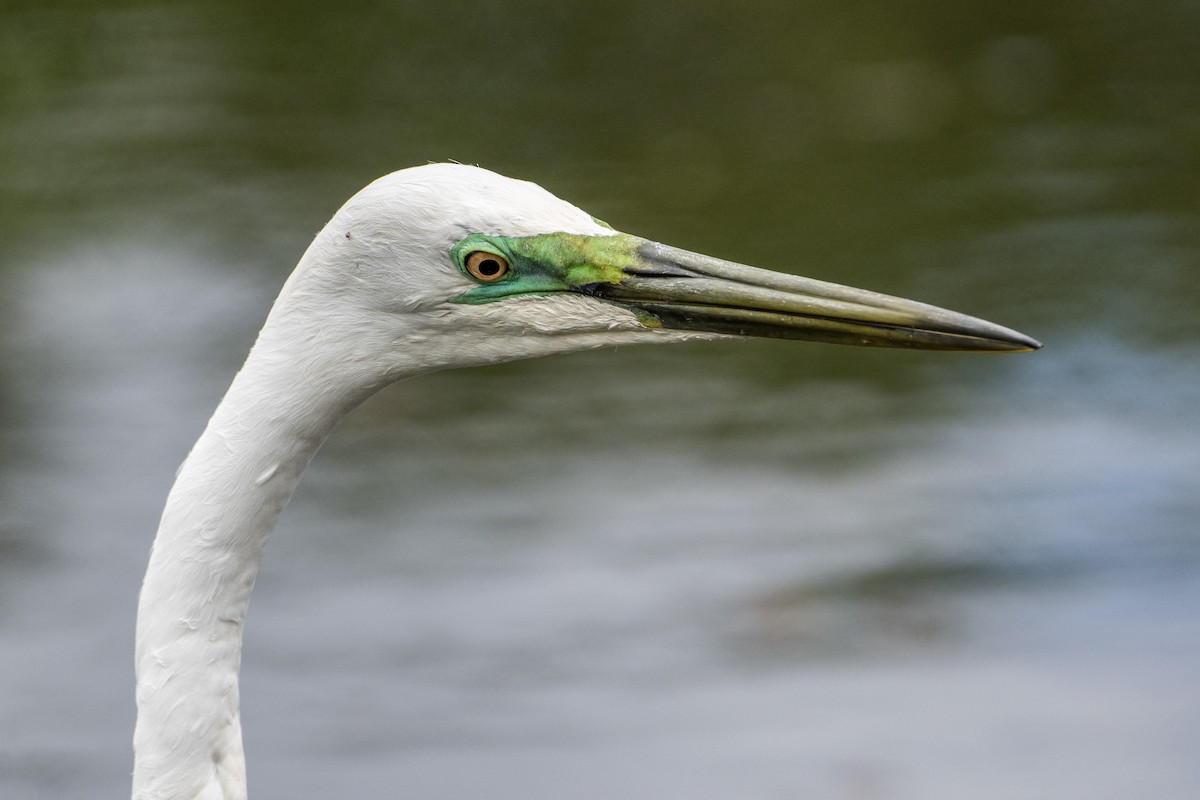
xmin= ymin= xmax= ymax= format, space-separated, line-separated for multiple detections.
xmin=579 ymin=239 xmax=1040 ymax=352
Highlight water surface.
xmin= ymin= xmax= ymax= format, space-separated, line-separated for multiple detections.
xmin=1 ymin=2 xmax=1198 ymax=798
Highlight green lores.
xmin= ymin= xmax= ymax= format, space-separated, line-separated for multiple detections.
xmin=449 ymin=230 xmax=1041 ymax=352
xmin=450 ymin=232 xmax=641 ymax=303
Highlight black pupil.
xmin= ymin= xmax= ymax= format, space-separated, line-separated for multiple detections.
xmin=477 ymin=258 xmax=502 ymax=276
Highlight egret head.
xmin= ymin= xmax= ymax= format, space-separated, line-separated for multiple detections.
xmin=269 ymin=163 xmax=1038 ymax=386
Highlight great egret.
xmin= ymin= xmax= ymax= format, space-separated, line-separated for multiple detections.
xmin=132 ymin=163 xmax=1039 ymax=800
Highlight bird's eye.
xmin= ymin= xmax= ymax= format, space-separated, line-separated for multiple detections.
xmin=464 ymin=251 xmax=510 ymax=282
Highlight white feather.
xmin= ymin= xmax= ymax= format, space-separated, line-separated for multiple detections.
xmin=133 ymin=165 xmax=696 ymax=800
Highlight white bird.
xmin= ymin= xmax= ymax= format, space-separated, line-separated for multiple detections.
xmin=132 ymin=163 xmax=1039 ymax=800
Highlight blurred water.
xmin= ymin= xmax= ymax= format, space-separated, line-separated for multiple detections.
xmin=2 ymin=2 xmax=1199 ymax=799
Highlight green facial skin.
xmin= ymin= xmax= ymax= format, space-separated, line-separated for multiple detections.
xmin=448 ymin=232 xmax=1042 ymax=353
xmin=450 ymin=232 xmax=641 ymax=304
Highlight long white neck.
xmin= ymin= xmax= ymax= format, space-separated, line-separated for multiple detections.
xmin=132 ymin=306 xmax=381 ymax=800
xmin=129 ymin=171 xmax=669 ymax=798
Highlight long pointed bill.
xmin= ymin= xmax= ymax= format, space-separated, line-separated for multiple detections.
xmin=579 ymin=240 xmax=1041 ymax=352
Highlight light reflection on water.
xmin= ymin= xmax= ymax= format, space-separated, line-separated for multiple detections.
xmin=2 ymin=1 xmax=1200 ymax=797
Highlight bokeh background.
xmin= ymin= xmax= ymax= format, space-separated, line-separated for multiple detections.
xmin=2 ymin=1 xmax=1198 ymax=798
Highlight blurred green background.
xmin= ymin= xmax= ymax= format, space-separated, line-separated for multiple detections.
xmin=1 ymin=1 xmax=1198 ymax=798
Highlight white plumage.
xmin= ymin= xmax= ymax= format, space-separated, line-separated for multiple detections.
xmin=133 ymin=164 xmax=1036 ymax=799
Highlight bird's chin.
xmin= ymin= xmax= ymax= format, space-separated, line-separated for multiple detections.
xmin=422 ymin=293 xmax=692 ymax=372
xmin=471 ymin=292 xmax=653 ymax=338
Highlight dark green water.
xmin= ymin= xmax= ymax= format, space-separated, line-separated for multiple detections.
xmin=2 ymin=2 xmax=1198 ymax=798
